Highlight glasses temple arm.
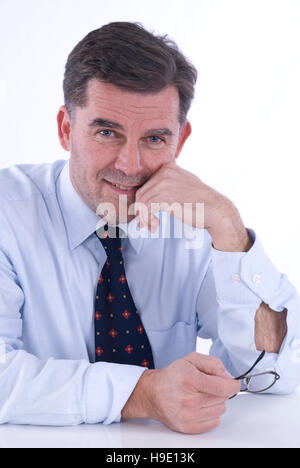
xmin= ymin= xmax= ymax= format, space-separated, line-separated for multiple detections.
xmin=234 ymin=350 xmax=266 ymax=380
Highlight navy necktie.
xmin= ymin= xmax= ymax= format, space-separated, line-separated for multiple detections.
xmin=94 ymin=225 xmax=155 ymax=369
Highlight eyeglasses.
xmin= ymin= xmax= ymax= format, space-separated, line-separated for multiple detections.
xmin=229 ymin=350 xmax=280 ymax=399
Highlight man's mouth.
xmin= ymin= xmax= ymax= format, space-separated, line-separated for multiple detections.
xmin=104 ymin=180 xmax=141 ymax=195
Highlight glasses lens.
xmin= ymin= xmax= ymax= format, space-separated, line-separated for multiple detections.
xmin=246 ymin=372 xmax=278 ymax=393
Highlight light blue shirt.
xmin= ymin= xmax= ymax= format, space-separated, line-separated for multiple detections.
xmin=0 ymin=159 xmax=300 ymax=426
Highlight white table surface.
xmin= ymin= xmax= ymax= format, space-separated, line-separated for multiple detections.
xmin=0 ymin=388 xmax=299 ymax=448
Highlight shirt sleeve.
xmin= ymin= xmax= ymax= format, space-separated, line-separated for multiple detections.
xmin=0 ymin=241 xmax=146 ymax=426
xmin=196 ymin=228 xmax=300 ymax=394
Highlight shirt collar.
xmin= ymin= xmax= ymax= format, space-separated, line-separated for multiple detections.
xmin=56 ymin=159 xmax=145 ymax=254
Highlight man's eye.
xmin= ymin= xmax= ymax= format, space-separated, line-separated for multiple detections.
xmin=148 ymin=136 xmax=164 ymax=144
xmin=99 ymin=129 xmax=114 ymax=137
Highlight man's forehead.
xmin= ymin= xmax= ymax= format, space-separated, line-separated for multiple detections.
xmin=85 ymin=80 xmax=180 ymax=118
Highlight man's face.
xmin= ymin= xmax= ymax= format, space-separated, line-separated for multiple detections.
xmin=59 ymin=79 xmax=191 ymax=224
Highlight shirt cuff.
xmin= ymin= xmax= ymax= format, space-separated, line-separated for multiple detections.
xmin=84 ymin=362 xmax=147 ymax=425
xmin=211 ymin=228 xmax=284 ymax=308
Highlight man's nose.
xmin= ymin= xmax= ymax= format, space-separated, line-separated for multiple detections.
xmin=114 ymin=140 xmax=142 ymax=176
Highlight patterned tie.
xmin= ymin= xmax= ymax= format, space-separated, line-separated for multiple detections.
xmin=94 ymin=224 xmax=155 ymax=369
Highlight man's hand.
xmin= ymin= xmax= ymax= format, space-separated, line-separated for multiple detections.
xmin=135 ymin=162 xmax=252 ymax=253
xmin=121 ymin=352 xmax=241 ymax=435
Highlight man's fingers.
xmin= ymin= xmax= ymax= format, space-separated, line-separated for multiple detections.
xmin=196 ymin=372 xmax=241 ymax=398
xmin=197 ymin=418 xmax=221 ymax=434
xmin=198 ymin=394 xmax=227 ymax=408
xmin=198 ymin=402 xmax=227 ymax=421
xmin=184 ymin=352 xmax=232 ymax=379
xmin=185 ymin=403 xmax=227 ymax=435
xmin=179 ymin=418 xmax=221 ymax=435
xmin=181 ymin=353 xmax=241 ymax=398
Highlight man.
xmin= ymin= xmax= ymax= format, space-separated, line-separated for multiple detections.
xmin=0 ymin=22 xmax=299 ymax=435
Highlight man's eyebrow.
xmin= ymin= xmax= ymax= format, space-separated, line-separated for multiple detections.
xmin=89 ymin=119 xmax=174 ymax=137
xmin=89 ymin=118 xmax=125 ymax=131
xmin=144 ymin=128 xmax=174 ymax=137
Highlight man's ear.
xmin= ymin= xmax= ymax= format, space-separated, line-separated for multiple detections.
xmin=175 ymin=120 xmax=192 ymax=159
xmin=57 ymin=106 xmax=72 ymax=151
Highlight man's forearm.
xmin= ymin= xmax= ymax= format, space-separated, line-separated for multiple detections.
xmin=255 ymin=302 xmax=288 ymax=354
xmin=207 ymin=204 xmax=288 ymax=355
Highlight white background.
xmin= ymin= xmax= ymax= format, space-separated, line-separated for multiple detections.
xmin=0 ymin=0 xmax=299 ymax=308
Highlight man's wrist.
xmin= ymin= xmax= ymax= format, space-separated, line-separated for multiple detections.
xmin=121 ymin=369 xmax=157 ymax=420
xmin=208 ymin=208 xmax=253 ymax=253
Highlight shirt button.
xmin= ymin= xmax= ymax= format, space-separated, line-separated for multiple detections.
xmin=253 ymin=274 xmax=262 ymax=284
xmin=232 ymin=274 xmax=241 ymax=283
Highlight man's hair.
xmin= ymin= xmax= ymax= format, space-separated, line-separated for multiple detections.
xmin=63 ymin=22 xmax=198 ymax=125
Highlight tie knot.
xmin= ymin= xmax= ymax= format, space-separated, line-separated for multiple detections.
xmin=96 ymin=225 xmax=124 ymax=258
